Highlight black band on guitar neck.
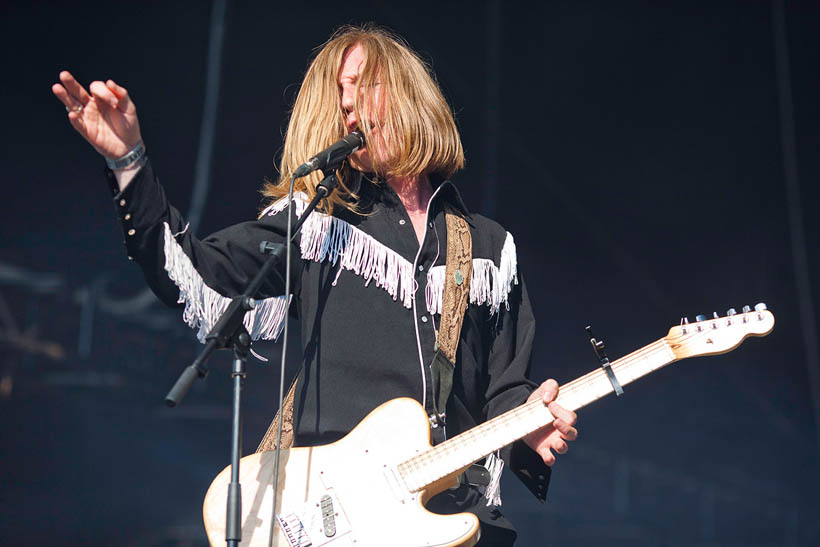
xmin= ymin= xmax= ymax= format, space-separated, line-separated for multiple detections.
xmin=586 ymin=326 xmax=624 ymax=396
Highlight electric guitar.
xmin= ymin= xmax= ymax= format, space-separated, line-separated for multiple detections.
xmin=203 ymin=305 xmax=775 ymax=546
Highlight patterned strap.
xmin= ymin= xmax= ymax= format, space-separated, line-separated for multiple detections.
xmin=436 ymin=205 xmax=473 ymax=364
xmin=256 ymin=377 xmax=297 ymax=452
xmin=430 ymin=206 xmax=472 ymax=430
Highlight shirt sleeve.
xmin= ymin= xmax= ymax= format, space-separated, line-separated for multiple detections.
xmin=105 ymin=158 xmax=302 ymax=342
xmin=483 ymin=272 xmax=552 ymax=502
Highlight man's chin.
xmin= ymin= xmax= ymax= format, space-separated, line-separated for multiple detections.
xmin=348 ymin=152 xmax=374 ymax=174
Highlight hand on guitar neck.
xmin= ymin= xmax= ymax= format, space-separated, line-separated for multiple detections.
xmin=523 ymin=379 xmax=579 ymax=466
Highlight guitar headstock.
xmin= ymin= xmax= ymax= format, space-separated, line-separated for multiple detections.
xmin=665 ymin=304 xmax=775 ymax=359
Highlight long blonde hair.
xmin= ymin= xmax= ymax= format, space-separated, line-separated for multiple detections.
xmin=261 ymin=24 xmax=465 ymax=214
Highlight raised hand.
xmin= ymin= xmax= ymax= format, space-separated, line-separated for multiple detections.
xmin=52 ymin=71 xmax=142 ymax=161
xmin=523 ymin=379 xmax=579 ymax=466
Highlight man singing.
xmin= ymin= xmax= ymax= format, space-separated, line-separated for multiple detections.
xmin=52 ymin=25 xmax=577 ymax=546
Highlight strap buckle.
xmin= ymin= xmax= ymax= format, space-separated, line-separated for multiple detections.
xmin=428 ymin=412 xmax=446 ymax=428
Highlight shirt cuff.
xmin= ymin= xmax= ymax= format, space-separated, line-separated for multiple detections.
xmin=508 ymin=439 xmax=552 ymax=502
xmin=105 ymin=157 xmax=167 ymax=260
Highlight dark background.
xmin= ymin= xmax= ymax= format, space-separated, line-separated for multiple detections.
xmin=1 ymin=1 xmax=818 ymax=545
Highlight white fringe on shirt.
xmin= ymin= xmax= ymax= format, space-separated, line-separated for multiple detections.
xmin=162 ymin=223 xmax=291 ymax=342
xmin=484 ymin=450 xmax=505 ymax=506
xmin=266 ymin=194 xmax=416 ymax=308
xmin=163 ymin=193 xmax=518 ymax=343
xmin=425 ymin=232 xmax=519 ymax=316
xmin=300 ymin=213 xmax=415 ymax=308
xmin=260 ymin=192 xmax=309 ymax=218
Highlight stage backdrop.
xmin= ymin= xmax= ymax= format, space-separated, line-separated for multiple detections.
xmin=1 ymin=1 xmax=818 ymax=545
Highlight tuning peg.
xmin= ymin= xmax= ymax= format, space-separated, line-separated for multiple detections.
xmin=754 ymin=302 xmax=768 ymax=311
xmin=713 ymin=312 xmax=719 ymax=318
xmin=726 ymin=308 xmax=737 ymax=316
xmin=742 ymin=305 xmax=751 ymax=313
xmin=695 ymin=314 xmax=707 ymax=322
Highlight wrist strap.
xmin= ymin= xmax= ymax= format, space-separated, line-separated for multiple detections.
xmin=105 ymin=141 xmax=146 ymax=170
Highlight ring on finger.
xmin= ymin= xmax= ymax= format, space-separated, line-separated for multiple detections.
xmin=65 ymin=105 xmax=83 ymax=113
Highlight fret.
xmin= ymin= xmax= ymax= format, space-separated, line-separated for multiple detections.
xmin=398 ymin=307 xmax=774 ymax=493
xmin=400 ymin=339 xmax=679 ymax=493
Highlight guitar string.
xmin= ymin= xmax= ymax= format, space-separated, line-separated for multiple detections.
xmin=401 ymin=339 xmax=669 ymax=482
xmin=400 ymin=317 xmax=756 ymax=487
xmin=407 ymin=316 xmax=768 ymax=487
xmin=399 ymin=338 xmax=674 ymax=486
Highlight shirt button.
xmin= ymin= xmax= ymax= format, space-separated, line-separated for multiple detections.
xmin=124 ymin=213 xmax=132 ymax=221
xmin=119 ymin=198 xmax=126 ymax=207
xmin=421 ymin=315 xmax=428 ymax=323
xmin=127 ymin=228 xmax=136 ymax=236
xmin=418 ymin=265 xmax=424 ymax=271
xmin=399 ymin=219 xmax=406 ymax=225
xmin=428 ymin=222 xmax=434 ymax=228
xmin=127 ymin=255 xmax=134 ymax=261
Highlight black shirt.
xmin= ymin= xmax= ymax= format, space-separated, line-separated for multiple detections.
xmin=106 ymin=160 xmax=551 ymax=503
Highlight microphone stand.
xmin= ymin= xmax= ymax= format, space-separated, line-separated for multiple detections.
xmin=164 ymin=171 xmax=340 ymax=547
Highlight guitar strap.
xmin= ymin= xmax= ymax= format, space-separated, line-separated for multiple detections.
xmin=256 ymin=203 xmax=472 ymax=453
xmin=256 ymin=373 xmax=297 ymax=452
xmin=428 ymin=204 xmax=472 ymax=444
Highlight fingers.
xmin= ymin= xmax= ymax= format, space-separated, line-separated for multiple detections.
xmin=524 ymin=426 xmax=572 ymax=467
xmin=52 ymin=82 xmax=83 ymax=111
xmin=534 ymin=432 xmax=571 ymax=466
xmin=549 ymin=401 xmax=578 ymax=437
xmin=541 ymin=448 xmax=556 ymax=466
xmin=53 ymin=81 xmax=89 ymax=136
xmin=89 ymin=80 xmax=120 ymax=110
xmin=58 ymin=70 xmax=91 ymax=105
xmin=106 ymin=79 xmax=134 ymax=113
xmin=552 ymin=418 xmax=579 ymax=441
xmin=548 ymin=401 xmax=577 ymax=426
xmin=526 ymin=380 xmax=583 ymax=466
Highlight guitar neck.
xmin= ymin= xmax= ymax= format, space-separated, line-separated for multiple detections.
xmin=398 ymin=338 xmax=676 ymax=492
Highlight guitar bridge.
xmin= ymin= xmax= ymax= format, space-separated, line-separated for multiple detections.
xmin=276 ymin=513 xmax=313 ymax=547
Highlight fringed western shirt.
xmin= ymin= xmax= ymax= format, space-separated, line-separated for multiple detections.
xmin=105 ymin=160 xmax=551 ymax=509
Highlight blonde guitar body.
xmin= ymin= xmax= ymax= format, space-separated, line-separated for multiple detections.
xmin=203 ymin=397 xmax=479 ymax=547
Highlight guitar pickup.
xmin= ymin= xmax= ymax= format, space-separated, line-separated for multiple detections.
xmin=320 ymin=494 xmax=336 ymax=537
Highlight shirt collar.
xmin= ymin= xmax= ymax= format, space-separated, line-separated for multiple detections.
xmin=351 ymin=170 xmax=473 ymax=221
xmin=429 ymin=173 xmax=473 ymax=220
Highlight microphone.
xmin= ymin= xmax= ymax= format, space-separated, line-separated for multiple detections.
xmin=293 ymin=131 xmax=365 ymax=178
